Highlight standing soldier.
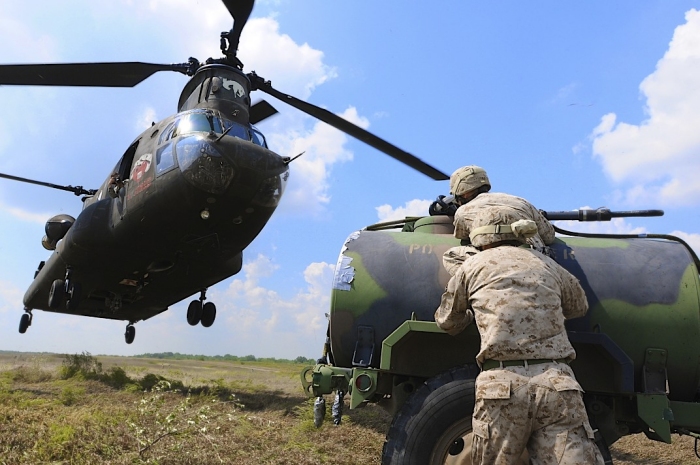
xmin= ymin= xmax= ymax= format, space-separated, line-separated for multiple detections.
xmin=435 ymin=206 xmax=604 ymax=464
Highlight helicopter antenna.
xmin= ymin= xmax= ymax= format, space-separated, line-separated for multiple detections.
xmin=0 ymin=172 xmax=96 ymax=196
xmin=284 ymin=151 xmax=306 ymax=165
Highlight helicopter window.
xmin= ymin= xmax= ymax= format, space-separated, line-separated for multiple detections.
xmin=118 ymin=141 xmax=139 ymax=181
xmin=250 ymin=128 xmax=267 ymax=147
xmin=160 ymin=121 xmax=178 ymax=144
xmin=156 ymin=143 xmax=176 ymax=175
xmin=178 ymin=111 xmax=224 ymax=136
xmin=220 ymin=119 xmax=250 ymax=141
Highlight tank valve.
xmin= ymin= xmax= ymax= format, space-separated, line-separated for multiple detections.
xmin=313 ymin=396 xmax=326 ymax=428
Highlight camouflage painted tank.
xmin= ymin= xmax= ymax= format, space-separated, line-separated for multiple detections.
xmin=302 ymin=214 xmax=700 ymax=464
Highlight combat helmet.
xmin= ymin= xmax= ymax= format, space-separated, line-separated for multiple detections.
xmin=468 ymin=207 xmax=537 ymax=248
xmin=449 ymin=165 xmax=491 ymax=198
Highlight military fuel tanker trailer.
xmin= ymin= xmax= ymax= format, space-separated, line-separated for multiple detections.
xmin=301 ymin=208 xmax=700 ymax=464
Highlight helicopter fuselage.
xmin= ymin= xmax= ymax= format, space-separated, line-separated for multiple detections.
xmin=4 ymin=2 xmax=448 ymax=344
xmin=23 ymin=65 xmax=289 ymax=324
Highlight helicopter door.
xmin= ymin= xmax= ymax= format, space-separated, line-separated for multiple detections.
xmin=111 ymin=141 xmax=139 ymax=219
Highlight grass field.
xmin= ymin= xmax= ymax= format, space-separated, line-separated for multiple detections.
xmin=0 ymin=352 xmax=697 ymax=464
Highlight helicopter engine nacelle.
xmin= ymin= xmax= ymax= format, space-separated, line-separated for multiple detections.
xmin=41 ymin=214 xmax=75 ymax=251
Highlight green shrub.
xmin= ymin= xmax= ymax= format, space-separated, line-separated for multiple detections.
xmin=59 ymin=352 xmax=102 ymax=380
xmin=59 ymin=385 xmax=85 ymax=406
xmin=102 ymin=366 xmax=131 ymax=389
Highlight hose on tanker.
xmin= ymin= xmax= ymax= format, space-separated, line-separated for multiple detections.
xmin=552 ymin=225 xmax=700 ymax=273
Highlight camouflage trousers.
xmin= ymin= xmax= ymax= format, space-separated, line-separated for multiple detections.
xmin=471 ymin=362 xmax=604 ymax=465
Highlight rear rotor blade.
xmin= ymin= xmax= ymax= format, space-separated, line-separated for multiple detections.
xmin=0 ymin=172 xmax=95 ymax=196
xmin=221 ymin=0 xmax=255 ymax=54
xmin=0 ymin=62 xmax=190 ymax=87
xmin=249 ymin=73 xmax=449 ymax=180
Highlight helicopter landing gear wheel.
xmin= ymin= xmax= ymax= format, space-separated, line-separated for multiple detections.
xmin=48 ymin=279 xmax=66 ymax=309
xmin=19 ymin=312 xmax=32 ymax=334
xmin=125 ymin=324 xmax=136 ymax=344
xmin=200 ymin=302 xmax=216 ymax=328
xmin=187 ymin=300 xmax=203 ymax=326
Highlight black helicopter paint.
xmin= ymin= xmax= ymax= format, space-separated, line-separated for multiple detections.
xmin=0 ymin=0 xmax=447 ymax=344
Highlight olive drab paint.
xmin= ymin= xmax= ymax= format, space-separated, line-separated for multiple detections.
xmin=312 ymin=214 xmax=700 ymax=453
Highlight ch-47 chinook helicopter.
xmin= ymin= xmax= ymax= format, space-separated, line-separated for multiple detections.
xmin=0 ymin=0 xmax=448 ymax=344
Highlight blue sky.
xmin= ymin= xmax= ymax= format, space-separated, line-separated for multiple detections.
xmin=1 ymin=0 xmax=699 ymax=359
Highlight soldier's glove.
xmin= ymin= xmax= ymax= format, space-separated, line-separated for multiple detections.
xmin=429 ymin=195 xmax=457 ymax=216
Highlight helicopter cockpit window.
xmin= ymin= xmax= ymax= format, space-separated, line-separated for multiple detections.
xmin=250 ymin=128 xmax=267 ymax=148
xmin=220 ymin=119 xmax=250 ymax=141
xmin=179 ymin=111 xmax=223 ymax=136
xmin=159 ymin=121 xmax=179 ymax=145
xmin=156 ymin=143 xmax=176 ymax=175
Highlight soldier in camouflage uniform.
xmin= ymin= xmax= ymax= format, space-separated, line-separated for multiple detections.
xmin=435 ymin=207 xmax=604 ymax=465
xmin=442 ymin=165 xmax=555 ymax=275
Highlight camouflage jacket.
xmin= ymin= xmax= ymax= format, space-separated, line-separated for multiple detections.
xmin=435 ymin=245 xmax=588 ymax=364
xmin=453 ymin=192 xmax=555 ymax=249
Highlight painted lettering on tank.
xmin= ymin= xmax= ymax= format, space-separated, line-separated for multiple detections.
xmin=408 ymin=244 xmax=434 ymax=254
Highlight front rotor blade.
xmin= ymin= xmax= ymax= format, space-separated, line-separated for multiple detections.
xmin=0 ymin=62 xmax=189 ymax=87
xmin=251 ymin=75 xmax=449 ymax=180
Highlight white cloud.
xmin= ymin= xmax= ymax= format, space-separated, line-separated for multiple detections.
xmin=135 ymin=107 xmax=158 ymax=132
xmin=240 ymin=17 xmax=337 ymax=99
xmin=554 ymin=218 xmax=647 ymax=236
xmin=555 ymin=219 xmax=700 ymax=259
xmin=243 ymin=253 xmax=280 ymax=280
xmin=274 ymin=107 xmax=370 ymax=215
xmin=0 ymin=13 xmax=57 ymax=62
xmin=215 ymin=255 xmax=332 ymax=336
xmin=0 ymin=202 xmax=52 ymax=225
xmin=291 ymin=262 xmax=335 ymax=331
xmin=376 ymin=199 xmax=432 ymax=221
xmin=591 ymin=9 xmax=700 ymax=206
xmin=668 ymin=230 xmax=700 ymax=256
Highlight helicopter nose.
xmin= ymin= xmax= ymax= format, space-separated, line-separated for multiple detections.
xmin=175 ymin=135 xmax=235 ymax=194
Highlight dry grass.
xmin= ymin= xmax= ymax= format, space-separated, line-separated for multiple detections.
xmin=0 ymin=352 xmax=390 ymax=464
xmin=610 ymin=434 xmax=699 ymax=465
xmin=0 ymin=352 xmax=697 ymax=464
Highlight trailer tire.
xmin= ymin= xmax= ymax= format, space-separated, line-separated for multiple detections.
xmin=381 ymin=364 xmax=479 ymax=465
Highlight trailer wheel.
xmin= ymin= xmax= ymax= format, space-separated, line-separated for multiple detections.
xmin=381 ymin=365 xmax=480 ymax=465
